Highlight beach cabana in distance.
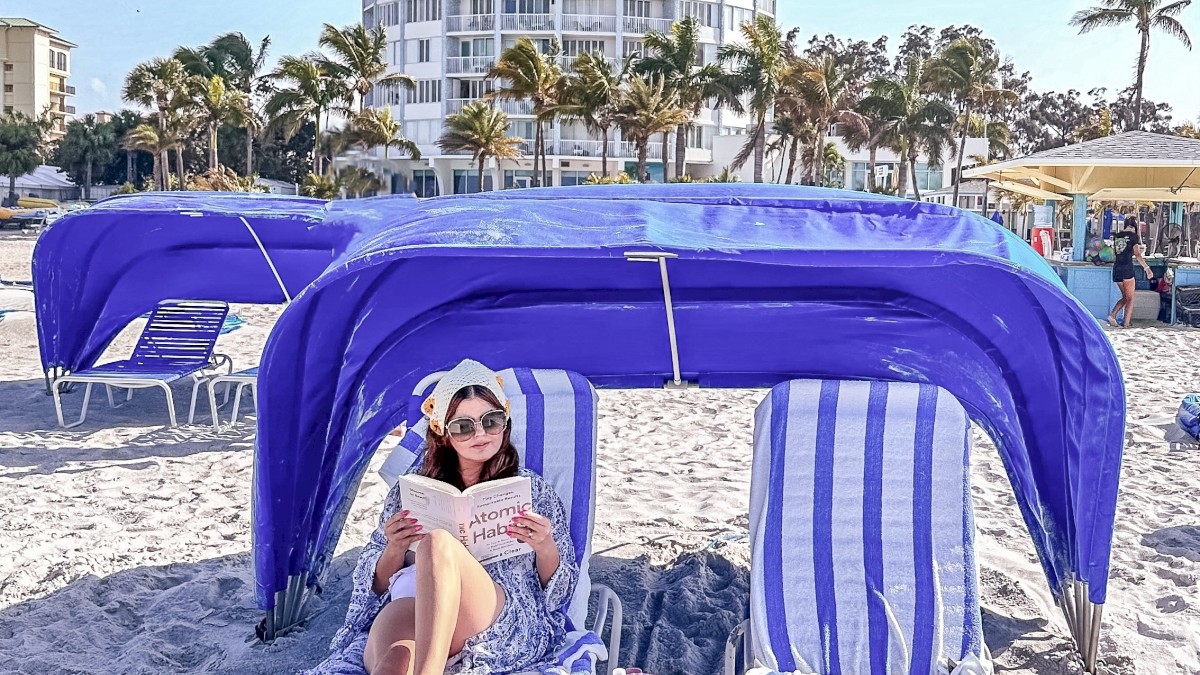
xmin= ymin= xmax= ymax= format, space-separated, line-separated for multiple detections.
xmin=251 ymin=184 xmax=1124 ymax=671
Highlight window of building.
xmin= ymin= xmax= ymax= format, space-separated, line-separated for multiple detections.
xmin=563 ymin=0 xmax=604 ymax=13
xmin=504 ymin=170 xmax=536 ymax=188
xmin=679 ymin=1 xmax=717 ymax=27
xmin=915 ymin=162 xmax=944 ymax=192
xmin=376 ymin=2 xmax=400 ymax=26
xmin=453 ymin=169 xmax=495 ymax=194
xmin=3 ymin=85 xmax=11 ymax=93
xmin=723 ymin=6 xmax=753 ymax=32
xmin=459 ymin=38 xmax=495 ymax=57
xmin=406 ymin=38 xmax=433 ymax=62
xmin=3 ymin=106 xmax=12 ymax=114
xmin=406 ymin=0 xmax=441 ymax=22
xmin=412 ymin=169 xmax=439 ymax=197
xmin=687 ymin=125 xmax=713 ymax=149
xmin=3 ymin=63 xmax=12 ymax=72
xmin=503 ymin=38 xmax=553 ymax=53
xmin=623 ymin=41 xmax=643 ymax=57
xmin=407 ymin=79 xmax=442 ymax=104
xmin=454 ymin=79 xmax=495 ymax=99
xmin=503 ymin=0 xmax=551 ymax=12
xmin=509 ymin=120 xmax=536 ymax=140
xmin=758 ymin=0 xmax=776 ymax=14
xmin=471 ymin=0 xmax=495 ymax=13
xmin=562 ymin=40 xmax=605 ymax=57
xmin=624 ymin=0 xmax=651 ymax=17
xmin=560 ymin=171 xmax=592 ymax=186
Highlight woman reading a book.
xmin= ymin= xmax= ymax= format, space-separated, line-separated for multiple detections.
xmin=312 ymin=359 xmax=578 ymax=675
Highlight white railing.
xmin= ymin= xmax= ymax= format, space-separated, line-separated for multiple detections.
xmin=446 ymin=56 xmax=496 ymax=74
xmin=516 ymin=139 xmax=558 ymax=156
xmin=554 ymin=54 xmax=621 ymax=70
xmin=556 ymin=139 xmax=662 ymax=159
xmin=446 ymin=14 xmax=496 ymax=32
xmin=615 ymin=140 xmax=663 ymax=159
xmin=501 ymin=13 xmax=555 ymax=31
xmin=561 ymin=14 xmax=619 ymax=32
xmin=622 ymin=17 xmax=672 ymax=35
xmin=446 ymin=98 xmax=535 ymax=116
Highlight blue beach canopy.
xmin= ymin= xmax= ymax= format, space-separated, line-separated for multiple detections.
xmin=250 ymin=184 xmax=1124 ymax=615
xmin=31 ymin=192 xmax=365 ymax=376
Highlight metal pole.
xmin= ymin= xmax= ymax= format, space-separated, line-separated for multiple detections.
xmin=1086 ymin=604 xmax=1104 ymax=673
xmin=657 ymin=257 xmax=682 ymax=386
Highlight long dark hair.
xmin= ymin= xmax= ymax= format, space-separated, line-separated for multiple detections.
xmin=421 ymin=385 xmax=519 ymax=490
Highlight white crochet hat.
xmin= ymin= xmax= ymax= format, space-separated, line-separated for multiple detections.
xmin=420 ymin=359 xmax=509 ymax=435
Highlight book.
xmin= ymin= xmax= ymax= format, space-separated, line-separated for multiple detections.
xmin=397 ymin=474 xmax=534 ymax=565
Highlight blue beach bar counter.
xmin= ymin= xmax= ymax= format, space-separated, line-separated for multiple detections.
xmin=1054 ymin=260 xmax=1200 ymax=324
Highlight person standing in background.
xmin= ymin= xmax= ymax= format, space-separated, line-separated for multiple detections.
xmin=1108 ymin=215 xmax=1154 ymax=328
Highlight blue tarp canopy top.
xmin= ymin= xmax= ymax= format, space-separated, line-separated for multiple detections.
xmin=30 ymin=192 xmax=396 ymax=376
xmin=251 ymin=184 xmax=1124 ymax=614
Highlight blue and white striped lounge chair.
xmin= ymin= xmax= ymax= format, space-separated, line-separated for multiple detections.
xmin=728 ymin=380 xmax=988 ymax=675
xmin=379 ymin=368 xmax=621 ymax=675
xmin=51 ymin=299 xmax=232 ymax=428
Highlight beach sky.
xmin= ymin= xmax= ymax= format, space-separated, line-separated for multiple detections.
xmin=4 ymin=0 xmax=1198 ymax=125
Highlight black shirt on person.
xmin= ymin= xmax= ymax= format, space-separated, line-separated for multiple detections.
xmin=1112 ymin=230 xmax=1140 ymax=282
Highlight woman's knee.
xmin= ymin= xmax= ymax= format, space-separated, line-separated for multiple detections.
xmin=418 ymin=528 xmax=463 ymax=564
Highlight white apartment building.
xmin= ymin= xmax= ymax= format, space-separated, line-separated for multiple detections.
xmin=0 ymin=18 xmax=76 ymax=139
xmin=355 ymin=0 xmax=775 ymax=195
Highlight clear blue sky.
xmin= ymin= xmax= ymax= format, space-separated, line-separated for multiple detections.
xmin=6 ymin=0 xmax=1198 ymax=123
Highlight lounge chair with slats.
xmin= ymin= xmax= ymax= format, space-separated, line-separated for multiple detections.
xmin=51 ymin=299 xmax=232 ymax=428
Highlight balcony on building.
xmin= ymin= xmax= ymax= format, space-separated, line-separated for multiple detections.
xmin=446 ymin=55 xmax=496 ymax=74
xmin=446 ymin=98 xmax=534 ymax=116
xmin=446 ymin=14 xmax=496 ymax=33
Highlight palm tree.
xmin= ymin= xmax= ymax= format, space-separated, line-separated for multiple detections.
xmin=614 ymin=75 xmax=689 ymax=183
xmin=265 ymin=54 xmax=349 ymax=174
xmin=562 ymin=53 xmax=634 ymax=179
xmin=928 ymin=38 xmax=1017 ymax=204
xmin=1071 ymin=0 xmax=1192 ymax=130
xmin=640 ymin=16 xmax=735 ymax=180
xmin=859 ymin=59 xmax=956 ymax=200
xmin=348 ymin=108 xmax=421 ymax=162
xmin=437 ymin=102 xmax=523 ymax=192
xmin=489 ymin=39 xmax=564 ymax=187
xmin=192 ymin=75 xmax=250 ymax=171
xmin=56 ymin=114 xmax=116 ymax=199
xmin=319 ymin=23 xmax=415 ymax=113
xmin=176 ymin=32 xmax=272 ymax=175
xmin=718 ymin=15 xmax=788 ymax=182
xmin=123 ymin=123 xmax=173 ymax=190
xmin=123 ymin=57 xmax=195 ymax=190
xmin=0 ymin=112 xmax=43 ymax=203
xmin=786 ymin=55 xmax=862 ymax=186
xmin=841 ymin=110 xmax=891 ymax=191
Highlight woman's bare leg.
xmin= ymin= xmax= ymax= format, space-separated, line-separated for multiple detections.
xmin=413 ymin=529 xmax=505 ymax=675
xmin=1121 ymin=279 xmax=1137 ymax=327
xmin=365 ymin=599 xmax=416 ymax=675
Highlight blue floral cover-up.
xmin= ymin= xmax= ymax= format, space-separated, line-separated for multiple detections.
xmin=305 ymin=468 xmax=578 ymax=675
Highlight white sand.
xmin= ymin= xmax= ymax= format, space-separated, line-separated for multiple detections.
xmin=1 ymin=229 xmax=1198 ymax=674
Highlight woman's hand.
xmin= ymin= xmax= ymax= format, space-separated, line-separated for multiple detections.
xmin=507 ymin=510 xmax=555 ymax=554
xmin=383 ymin=510 xmax=426 ymax=554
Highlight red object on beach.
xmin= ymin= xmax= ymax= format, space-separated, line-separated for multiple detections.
xmin=1031 ymin=227 xmax=1055 ymax=258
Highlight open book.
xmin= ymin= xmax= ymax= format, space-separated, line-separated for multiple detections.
xmin=397 ymin=474 xmax=534 ymax=565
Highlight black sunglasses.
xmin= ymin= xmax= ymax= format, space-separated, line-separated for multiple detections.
xmin=445 ymin=409 xmax=508 ymax=441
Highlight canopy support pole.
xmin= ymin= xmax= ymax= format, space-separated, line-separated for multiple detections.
xmin=239 ymin=216 xmax=293 ymax=304
xmin=257 ymin=572 xmax=313 ymax=643
xmin=624 ymin=251 xmax=694 ymax=389
xmin=1071 ymin=194 xmax=1088 ymax=262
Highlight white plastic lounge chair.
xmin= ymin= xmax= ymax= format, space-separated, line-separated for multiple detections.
xmin=51 ymin=300 xmax=232 ymax=428
xmin=727 ymin=379 xmax=988 ymax=675
xmin=205 ymin=367 xmax=258 ymax=428
xmin=380 ymin=367 xmax=622 ymax=675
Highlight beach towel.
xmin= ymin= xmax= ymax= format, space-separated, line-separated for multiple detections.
xmin=1178 ymin=394 xmax=1200 ymax=440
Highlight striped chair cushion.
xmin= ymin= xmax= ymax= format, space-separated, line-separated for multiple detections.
xmin=750 ymin=380 xmax=983 ymax=674
xmin=383 ymin=368 xmax=598 ymax=630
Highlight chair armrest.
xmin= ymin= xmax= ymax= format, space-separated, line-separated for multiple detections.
xmin=590 ymin=583 xmax=623 ymax=675
xmin=724 ymin=619 xmax=749 ymax=675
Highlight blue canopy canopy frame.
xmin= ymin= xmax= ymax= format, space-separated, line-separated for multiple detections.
xmin=30 ymin=192 xmax=395 ymax=390
xmin=245 ymin=184 xmax=1122 ymax=668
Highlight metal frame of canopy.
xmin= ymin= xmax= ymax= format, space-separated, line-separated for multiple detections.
xmin=249 ymin=185 xmax=1125 ymax=673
